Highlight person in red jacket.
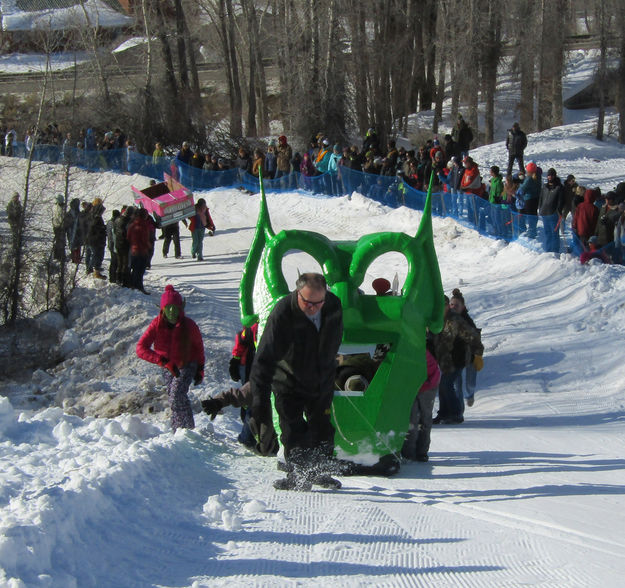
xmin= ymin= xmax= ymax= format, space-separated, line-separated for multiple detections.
xmin=201 ymin=323 xmax=261 ymax=449
xmin=461 ymin=156 xmax=485 ymax=225
xmin=401 ymin=347 xmax=441 ymax=462
xmin=229 ymin=323 xmax=259 ymax=384
xmin=127 ymin=208 xmax=153 ymax=294
xmin=572 ymin=188 xmax=601 ymax=246
xmin=137 ymin=284 xmax=205 ymax=431
xmin=460 ymin=156 xmax=484 ymax=196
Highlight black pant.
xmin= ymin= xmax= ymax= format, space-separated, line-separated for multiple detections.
xmin=116 ymin=247 xmax=130 ymax=286
xmin=108 ymin=250 xmax=118 ymax=282
xmin=162 ymin=223 xmax=181 ymax=257
xmin=53 ymin=227 xmax=66 ymax=261
xmin=130 ymin=254 xmax=148 ymax=290
xmin=402 ymin=387 xmax=437 ymax=459
xmin=507 ymin=152 xmax=524 ymax=176
xmin=274 ymin=388 xmax=335 ymax=464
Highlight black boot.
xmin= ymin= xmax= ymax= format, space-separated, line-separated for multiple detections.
xmin=273 ymin=470 xmax=312 ymax=491
xmin=311 ymin=474 xmax=341 ymax=489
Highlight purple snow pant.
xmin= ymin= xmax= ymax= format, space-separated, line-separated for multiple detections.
xmin=163 ymin=361 xmax=197 ymax=432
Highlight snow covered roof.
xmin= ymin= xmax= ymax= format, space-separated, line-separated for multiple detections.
xmin=1 ymin=0 xmax=133 ymax=32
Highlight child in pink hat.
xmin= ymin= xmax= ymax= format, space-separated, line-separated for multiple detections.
xmin=137 ymin=285 xmax=205 ymax=431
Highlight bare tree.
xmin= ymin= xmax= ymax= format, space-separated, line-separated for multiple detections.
xmin=537 ymin=0 xmax=567 ymax=131
xmin=240 ymin=0 xmax=269 ymax=136
xmin=617 ymin=1 xmax=625 ymax=143
xmin=223 ymin=0 xmax=244 ymax=136
xmin=77 ymin=0 xmax=111 ymax=103
xmin=512 ymin=0 xmax=537 ymax=132
xmin=482 ymin=0 xmax=503 ymax=144
xmin=595 ymin=0 xmax=609 ymax=140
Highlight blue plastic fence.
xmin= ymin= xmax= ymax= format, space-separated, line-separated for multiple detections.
xmin=11 ymin=142 xmax=579 ymax=255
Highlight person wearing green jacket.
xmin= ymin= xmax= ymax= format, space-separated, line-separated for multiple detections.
xmin=488 ymin=165 xmax=504 ymax=204
xmin=488 ymin=166 xmax=505 ymax=238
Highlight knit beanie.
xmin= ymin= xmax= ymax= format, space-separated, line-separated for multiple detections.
xmin=160 ymin=284 xmax=183 ymax=310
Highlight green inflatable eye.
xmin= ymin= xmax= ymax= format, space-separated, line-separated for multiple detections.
xmin=240 ymin=169 xmax=444 ymax=456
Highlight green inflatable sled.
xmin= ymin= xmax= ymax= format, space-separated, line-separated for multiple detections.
xmin=239 ymin=170 xmax=444 ymax=458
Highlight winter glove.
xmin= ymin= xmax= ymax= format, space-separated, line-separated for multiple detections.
xmin=473 ymin=355 xmax=484 ymax=371
xmin=193 ymin=368 xmax=204 ymax=386
xmin=165 ymin=360 xmax=180 ymax=378
xmin=157 ymin=356 xmax=169 ymax=368
xmin=248 ymin=416 xmax=279 ymax=456
xmin=229 ymin=357 xmax=241 ymax=382
xmin=201 ymin=398 xmax=223 ymax=420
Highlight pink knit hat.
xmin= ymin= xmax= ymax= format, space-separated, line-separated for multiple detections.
xmin=160 ymin=285 xmax=183 ymax=309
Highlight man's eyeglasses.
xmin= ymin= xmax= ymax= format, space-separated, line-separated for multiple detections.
xmin=298 ymin=292 xmax=326 ymax=308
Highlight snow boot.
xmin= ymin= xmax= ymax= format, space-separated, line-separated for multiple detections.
xmin=311 ymin=474 xmax=341 ymax=489
xmin=338 ymin=454 xmax=401 ymax=477
xmin=93 ymin=270 xmax=106 ymax=280
xmin=273 ymin=471 xmax=312 ymax=491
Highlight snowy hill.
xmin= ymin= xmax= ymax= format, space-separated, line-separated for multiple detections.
xmin=1 ymin=115 xmax=625 ymax=586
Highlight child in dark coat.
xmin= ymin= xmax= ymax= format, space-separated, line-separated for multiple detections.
xmin=401 ymin=348 xmax=441 ymax=462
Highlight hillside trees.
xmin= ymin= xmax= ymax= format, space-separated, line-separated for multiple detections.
xmin=127 ymin=1 xmax=625 ymax=148
xmin=8 ymin=0 xmax=625 ymax=157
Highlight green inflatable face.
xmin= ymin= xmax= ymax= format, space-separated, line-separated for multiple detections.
xmin=240 ymin=171 xmax=444 ymax=457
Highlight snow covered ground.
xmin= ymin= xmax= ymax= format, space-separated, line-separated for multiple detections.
xmin=0 ymin=37 xmax=624 ymax=586
xmin=1 ymin=113 xmax=625 ymax=587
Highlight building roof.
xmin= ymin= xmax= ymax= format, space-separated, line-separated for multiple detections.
xmin=1 ymin=0 xmax=133 ymax=31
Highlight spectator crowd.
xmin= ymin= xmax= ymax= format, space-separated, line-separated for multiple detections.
xmin=4 ymin=117 xmax=625 ymax=266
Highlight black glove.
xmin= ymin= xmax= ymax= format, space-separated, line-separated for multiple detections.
xmin=248 ymin=416 xmax=279 ymax=456
xmin=194 ymin=366 xmax=204 ymax=386
xmin=201 ymin=398 xmax=223 ymax=420
xmin=229 ymin=357 xmax=241 ymax=381
xmin=164 ymin=360 xmax=180 ymax=378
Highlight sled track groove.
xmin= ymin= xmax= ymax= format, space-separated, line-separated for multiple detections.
xmin=343 ymin=479 xmax=605 ymax=586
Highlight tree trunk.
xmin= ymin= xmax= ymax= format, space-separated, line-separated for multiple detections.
xmin=596 ymin=0 xmax=607 ymax=140
xmin=420 ymin=0 xmax=437 ymax=110
xmin=482 ymin=0 xmax=501 ymax=145
xmin=518 ymin=0 xmax=535 ymax=131
xmin=241 ymin=0 xmax=269 ymax=136
xmin=465 ymin=0 xmax=479 ymax=141
xmin=433 ymin=52 xmax=446 ymax=135
xmin=247 ymin=42 xmax=257 ymax=137
xmin=182 ymin=10 xmax=201 ymax=101
xmin=321 ymin=0 xmax=345 ymax=139
xmin=618 ymin=4 xmax=625 ymax=143
xmin=220 ymin=0 xmax=243 ymax=136
xmin=537 ymin=0 xmax=566 ymax=131
xmin=139 ymin=0 xmax=156 ymax=153
xmin=174 ymin=0 xmax=189 ymax=90
xmin=78 ymin=0 xmax=110 ymax=103
xmin=274 ymin=0 xmax=289 ymax=131
xmin=410 ymin=5 xmax=425 ymax=113
xmin=550 ymin=0 xmax=566 ymax=126
xmin=349 ymin=2 xmax=369 ymax=135
xmin=7 ymin=53 xmax=50 ymax=323
xmin=154 ymin=1 xmax=178 ymax=99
